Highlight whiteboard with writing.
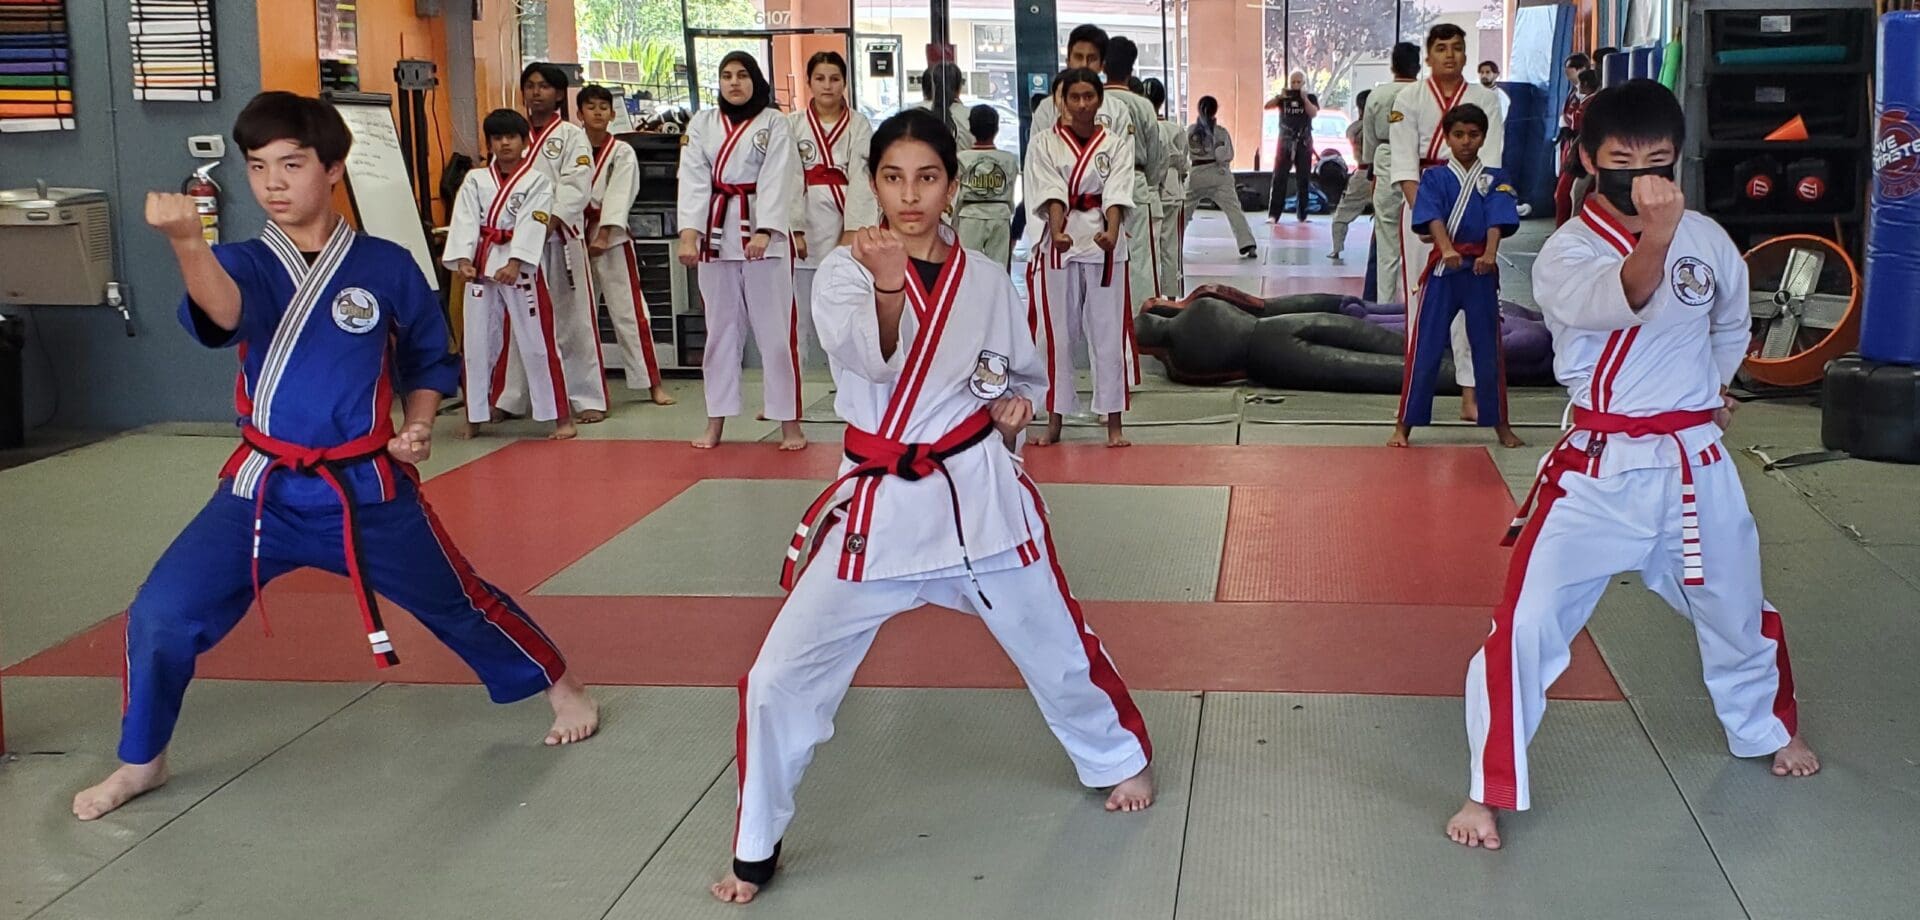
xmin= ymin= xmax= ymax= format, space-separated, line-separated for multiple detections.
xmin=332 ymin=98 xmax=440 ymax=290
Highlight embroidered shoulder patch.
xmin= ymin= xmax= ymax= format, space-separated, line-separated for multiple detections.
xmin=1388 ymin=111 xmax=1405 ymax=123
xmin=576 ymin=154 xmax=592 ymax=166
xmin=532 ymin=210 xmax=551 ymax=225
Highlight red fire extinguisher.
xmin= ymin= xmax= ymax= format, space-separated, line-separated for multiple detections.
xmin=182 ymin=162 xmax=221 ymax=245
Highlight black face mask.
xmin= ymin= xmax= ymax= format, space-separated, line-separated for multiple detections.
xmin=1594 ymin=163 xmax=1675 ymax=216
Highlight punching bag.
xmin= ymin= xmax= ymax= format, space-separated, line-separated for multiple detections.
xmin=1822 ymin=12 xmax=1920 ymax=463
xmin=1861 ymin=12 xmax=1920 ymax=365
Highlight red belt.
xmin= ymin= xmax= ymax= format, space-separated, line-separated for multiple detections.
xmin=1067 ymin=194 xmax=1115 ymax=286
xmin=781 ymin=410 xmax=996 ymax=599
xmin=1421 ymin=240 xmax=1486 ymax=281
xmin=1420 ymin=158 xmax=1444 ymax=168
xmin=473 ymin=227 xmax=512 ymax=275
xmin=584 ymin=204 xmax=601 ymax=227
xmin=804 ymin=164 xmax=848 ymax=187
xmin=1506 ymin=408 xmax=1718 ymax=586
xmin=706 ymin=181 xmax=757 ymax=260
xmin=240 ymin=424 xmax=403 ymax=667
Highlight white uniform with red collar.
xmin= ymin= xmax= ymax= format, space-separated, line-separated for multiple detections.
xmin=1024 ymin=122 xmax=1140 ymax=417
xmin=1389 ymin=78 xmax=1504 ymax=390
xmin=443 ymin=160 xmax=566 ymax=423
xmin=677 ymin=106 xmax=806 ymax=421
xmin=1464 ymin=200 xmax=1799 ymax=813
xmin=788 ymin=105 xmax=878 ymax=367
xmin=732 ymin=233 xmax=1153 ymax=864
xmin=582 ymin=134 xmax=664 ymax=390
xmin=496 ymin=115 xmax=608 ymax=416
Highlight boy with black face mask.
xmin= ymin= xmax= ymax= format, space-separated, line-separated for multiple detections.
xmin=1445 ymin=80 xmax=1819 ymax=853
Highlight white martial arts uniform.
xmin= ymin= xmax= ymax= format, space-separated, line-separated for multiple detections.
xmin=955 ymin=144 xmax=1020 ymax=267
xmin=583 ymin=133 xmax=663 ymax=390
xmin=444 ymin=160 xmax=565 ymax=423
xmin=677 ymin=106 xmax=805 ymax=421
xmin=1466 ymin=200 xmax=1798 ymax=812
xmin=1367 ymin=79 xmax=1417 ymax=295
xmin=1390 ymin=78 xmax=1504 ymax=389
xmin=1155 ymin=117 xmax=1189 ymax=298
xmin=497 ymin=115 xmax=607 ymax=415
xmin=1328 ymin=118 xmax=1372 ymax=258
xmin=789 ymin=104 xmax=878 ymax=366
xmin=1182 ymin=120 xmax=1256 ymax=251
xmin=733 ymin=234 xmax=1153 ymax=865
xmin=1025 ymin=122 xmax=1140 ymax=417
xmin=1102 ymin=85 xmax=1167 ymax=317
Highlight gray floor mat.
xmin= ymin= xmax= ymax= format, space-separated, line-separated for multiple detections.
xmin=0 ymin=677 xmax=375 ymax=920
xmin=1772 ymin=456 xmax=1920 ymax=547
xmin=540 ymin=481 xmax=1227 ymax=602
xmin=605 ymin=688 xmax=1196 ymax=920
xmin=1633 ymin=697 xmax=1920 ymax=920
xmin=33 ymin=685 xmax=735 ymax=920
xmin=1174 ymin=693 xmax=1744 ymax=920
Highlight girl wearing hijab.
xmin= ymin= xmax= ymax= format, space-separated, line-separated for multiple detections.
xmin=1183 ymin=95 xmax=1257 ymax=258
xmin=677 ymin=51 xmax=808 ymax=450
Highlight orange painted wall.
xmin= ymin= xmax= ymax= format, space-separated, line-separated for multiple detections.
xmin=1186 ymin=0 xmax=1266 ymax=170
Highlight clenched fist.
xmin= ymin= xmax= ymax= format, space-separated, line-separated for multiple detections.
xmin=387 ymin=421 xmax=433 ymax=464
xmin=677 ymin=230 xmax=703 ymax=266
xmin=851 ymin=226 xmax=907 ymax=293
xmin=1631 ymin=173 xmax=1686 ymax=240
xmin=146 ymin=192 xmax=205 ymax=244
xmin=990 ymin=395 xmax=1033 ymax=442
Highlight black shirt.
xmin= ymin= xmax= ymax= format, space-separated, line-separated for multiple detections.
xmin=909 ymin=257 xmax=942 ymax=292
xmin=1279 ymin=91 xmax=1317 ymax=141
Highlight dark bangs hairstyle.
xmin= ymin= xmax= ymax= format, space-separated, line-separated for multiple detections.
xmin=1578 ymin=79 xmax=1686 ymax=160
xmin=233 ymin=91 xmax=353 ymax=166
xmin=869 ymin=108 xmax=960 ymax=181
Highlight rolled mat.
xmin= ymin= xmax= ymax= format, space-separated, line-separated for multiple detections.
xmin=1863 ymin=12 xmax=1920 ymax=365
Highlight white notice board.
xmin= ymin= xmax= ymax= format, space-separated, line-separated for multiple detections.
xmin=330 ymin=95 xmax=440 ymax=290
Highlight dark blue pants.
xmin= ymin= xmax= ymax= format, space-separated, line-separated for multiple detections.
xmin=1399 ymin=267 xmax=1505 ymax=428
xmin=119 ymin=479 xmax=566 ymax=764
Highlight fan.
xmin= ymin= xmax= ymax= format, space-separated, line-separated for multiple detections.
xmin=1741 ymin=234 xmax=1861 ymax=388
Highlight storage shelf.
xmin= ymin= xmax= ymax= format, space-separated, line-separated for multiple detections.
xmin=1703 ymin=138 xmax=1871 ymax=151
xmin=1705 ymin=61 xmax=1870 ymax=75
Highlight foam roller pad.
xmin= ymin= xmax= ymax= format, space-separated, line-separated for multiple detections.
xmin=1861 ymin=12 xmax=1920 ymax=365
xmin=1822 ymin=356 xmax=1920 ymax=463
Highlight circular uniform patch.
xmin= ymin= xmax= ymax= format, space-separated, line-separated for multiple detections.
xmin=1095 ymin=151 xmax=1112 ymax=176
xmin=543 ymin=137 xmax=564 ymax=159
xmin=969 ymin=350 xmax=1011 ymax=399
xmin=798 ymin=138 xmax=818 ymax=162
xmin=1670 ymin=257 xmax=1715 ymax=306
xmin=754 ymin=128 xmax=771 ymax=153
xmin=332 ymin=287 xmax=381 ymax=334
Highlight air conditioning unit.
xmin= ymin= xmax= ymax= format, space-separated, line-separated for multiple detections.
xmin=0 ymin=185 xmax=113 ymax=306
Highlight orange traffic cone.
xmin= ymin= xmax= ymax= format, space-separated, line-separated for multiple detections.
xmin=1765 ymin=116 xmax=1810 ymax=142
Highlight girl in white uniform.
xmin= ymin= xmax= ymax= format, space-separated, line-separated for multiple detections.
xmin=788 ymin=51 xmax=878 ymax=368
xmin=1027 ymin=69 xmax=1139 ymax=448
xmin=1182 ymin=96 xmax=1258 ymax=258
xmin=445 ymin=110 xmax=572 ymax=439
xmin=495 ymin=63 xmax=609 ymax=423
xmin=710 ymin=109 xmax=1155 ymax=905
xmin=579 ymin=85 xmax=675 ymax=408
xmin=676 ymin=52 xmax=807 ymax=450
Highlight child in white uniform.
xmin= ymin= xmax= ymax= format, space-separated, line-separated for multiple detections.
xmin=578 ymin=85 xmax=675 ymax=407
xmin=710 ymin=108 xmax=1154 ymax=904
xmin=789 ymin=50 xmax=878 ymax=367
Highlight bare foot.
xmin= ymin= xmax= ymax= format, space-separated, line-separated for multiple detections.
xmin=1104 ymin=765 xmax=1155 ymax=812
xmin=454 ymin=421 xmax=479 ymax=440
xmin=1772 ymin=735 xmax=1821 ymax=777
xmin=1460 ymin=389 xmax=1478 ymax=423
xmin=575 ymin=409 xmax=608 ymax=424
xmin=548 ymin=421 xmax=578 ymax=441
xmin=1497 ymin=425 xmax=1526 ymax=449
xmin=489 ymin=407 xmax=510 ymax=423
xmin=1106 ymin=414 xmax=1131 ymax=448
xmin=650 ymin=386 xmax=678 ymax=406
xmin=543 ymin=672 xmax=599 ymax=746
xmin=1031 ymin=414 xmax=1064 ymax=447
xmin=1445 ymin=799 xmax=1502 ymax=849
xmin=692 ymin=418 xmax=725 ymax=449
xmin=711 ymin=872 xmax=761 ymax=904
xmin=778 ymin=421 xmax=808 ymax=452
xmin=1387 ymin=425 xmax=1411 ymax=448
xmin=73 ymin=757 xmax=169 ymax=820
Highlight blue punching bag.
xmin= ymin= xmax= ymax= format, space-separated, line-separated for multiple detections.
xmin=1862 ymin=12 xmax=1920 ymax=365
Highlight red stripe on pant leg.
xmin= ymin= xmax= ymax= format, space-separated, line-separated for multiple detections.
xmin=787 ymin=261 xmax=804 ymax=420
xmin=1397 ymin=283 xmax=1424 ymax=423
xmin=733 ymin=673 xmax=750 ymax=850
xmin=413 ymin=489 xmax=567 ymax=683
xmin=578 ymin=244 xmax=610 ymax=407
xmin=1016 ymin=476 xmax=1153 ymax=763
xmin=489 ymin=306 xmax=510 ymax=408
xmin=621 ymin=244 xmax=663 ymax=386
xmin=1036 ymin=262 xmax=1061 ymax=415
xmin=1479 ymin=461 xmax=1575 ymax=810
xmin=1760 ymin=607 xmax=1799 ymax=737
xmin=534 ymin=275 xmax=570 ymax=416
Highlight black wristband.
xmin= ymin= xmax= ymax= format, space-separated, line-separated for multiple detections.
xmin=874 ymin=281 xmax=905 ymax=295
xmin=733 ymin=841 xmax=781 ymax=886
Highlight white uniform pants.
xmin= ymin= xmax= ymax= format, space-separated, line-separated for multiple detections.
xmin=462 ymin=270 xmax=563 ymax=423
xmin=1466 ymin=452 xmax=1798 ymax=812
xmin=1398 ymin=201 xmax=1477 ymax=389
xmin=698 ymin=257 xmax=802 ymax=421
xmin=590 ymin=240 xmax=662 ymax=389
xmin=955 ymin=214 xmax=1011 ymax=268
xmin=790 ymin=266 xmax=828 ymax=373
xmin=733 ymin=481 xmax=1153 ymax=861
xmin=1125 ymin=202 xmax=1157 ymax=308
xmin=1033 ymin=258 xmax=1137 ymax=417
xmin=497 ymin=233 xmax=608 ymax=415
xmin=1156 ymin=198 xmax=1184 ymax=299
xmin=1183 ymin=164 xmax=1256 ymax=251
xmin=1372 ymin=149 xmax=1406 ymax=303
xmin=1329 ymin=172 xmax=1373 ymax=257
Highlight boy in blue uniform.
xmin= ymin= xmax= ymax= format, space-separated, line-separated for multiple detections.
xmin=1390 ymin=103 xmax=1525 ymax=449
xmin=72 ymin=92 xmax=599 ymax=821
